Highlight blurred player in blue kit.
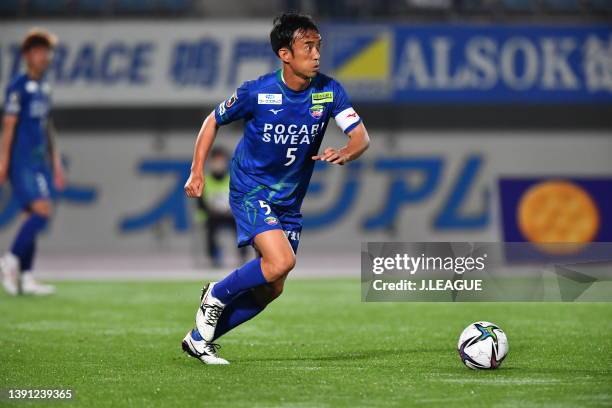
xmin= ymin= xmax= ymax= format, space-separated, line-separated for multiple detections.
xmin=181 ymin=13 xmax=370 ymax=364
xmin=0 ymin=29 xmax=66 ymax=296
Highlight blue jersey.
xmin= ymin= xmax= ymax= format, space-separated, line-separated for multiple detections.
xmin=3 ymin=73 xmax=52 ymax=170
xmin=215 ymin=70 xmax=361 ymax=211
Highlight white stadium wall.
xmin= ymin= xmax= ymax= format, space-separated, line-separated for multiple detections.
xmin=1 ymin=129 xmax=610 ymax=254
xmin=0 ymin=21 xmax=275 ymax=106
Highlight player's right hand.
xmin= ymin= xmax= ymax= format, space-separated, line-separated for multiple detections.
xmin=184 ymin=171 xmax=205 ymax=197
xmin=0 ymin=162 xmax=7 ymax=185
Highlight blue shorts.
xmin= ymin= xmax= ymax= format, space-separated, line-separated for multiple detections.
xmin=229 ymin=189 xmax=302 ymax=254
xmin=9 ymin=165 xmax=54 ymax=209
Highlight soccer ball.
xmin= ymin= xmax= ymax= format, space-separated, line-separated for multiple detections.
xmin=457 ymin=321 xmax=508 ymax=370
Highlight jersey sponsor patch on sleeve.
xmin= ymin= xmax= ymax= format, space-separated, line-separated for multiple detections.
xmin=257 ymin=93 xmax=282 ymax=105
xmin=4 ymin=91 xmax=20 ymax=114
xmin=218 ymin=100 xmax=226 ymax=116
xmin=334 ymin=107 xmax=361 ymax=133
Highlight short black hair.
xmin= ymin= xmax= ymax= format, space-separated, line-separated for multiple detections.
xmin=21 ymin=28 xmax=57 ymax=53
xmin=270 ymin=12 xmax=319 ymax=57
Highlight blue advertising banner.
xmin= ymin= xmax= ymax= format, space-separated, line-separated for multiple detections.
xmin=323 ymin=24 xmax=612 ymax=103
xmin=498 ymin=177 xmax=612 ymax=262
xmin=1 ymin=22 xmax=610 ymax=106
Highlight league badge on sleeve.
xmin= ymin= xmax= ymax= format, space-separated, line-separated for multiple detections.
xmin=225 ymin=92 xmax=238 ymax=108
xmin=5 ymin=92 xmax=21 ymax=114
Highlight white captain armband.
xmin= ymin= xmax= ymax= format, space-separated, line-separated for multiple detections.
xmin=334 ymin=107 xmax=361 ymax=133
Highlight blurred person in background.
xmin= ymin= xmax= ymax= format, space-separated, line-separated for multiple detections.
xmin=0 ymin=28 xmax=66 ymax=296
xmin=196 ymin=147 xmax=249 ymax=268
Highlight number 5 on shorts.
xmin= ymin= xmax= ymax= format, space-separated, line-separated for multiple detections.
xmin=259 ymin=200 xmax=271 ymax=215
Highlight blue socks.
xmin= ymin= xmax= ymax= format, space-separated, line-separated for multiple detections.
xmin=10 ymin=214 xmax=48 ymax=271
xmin=192 ymin=290 xmax=266 ymax=342
xmin=212 ymin=290 xmax=266 ymax=341
xmin=20 ymin=242 xmax=36 ymax=273
xmin=211 ymin=258 xmax=267 ymax=304
xmin=196 ymin=257 xmax=284 ymax=341
xmin=202 ymin=258 xmax=269 ymax=342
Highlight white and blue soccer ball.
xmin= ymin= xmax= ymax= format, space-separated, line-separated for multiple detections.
xmin=457 ymin=321 xmax=508 ymax=370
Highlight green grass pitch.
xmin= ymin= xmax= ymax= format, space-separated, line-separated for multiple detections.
xmin=1 ymin=279 xmax=611 ymax=407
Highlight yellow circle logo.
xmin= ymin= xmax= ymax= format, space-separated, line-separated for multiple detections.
xmin=517 ymin=180 xmax=600 ymax=253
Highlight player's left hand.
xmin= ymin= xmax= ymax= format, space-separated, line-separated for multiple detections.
xmin=312 ymin=147 xmax=348 ymax=165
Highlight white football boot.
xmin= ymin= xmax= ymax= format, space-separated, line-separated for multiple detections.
xmin=181 ymin=329 xmax=229 ymax=365
xmin=1 ymin=253 xmax=20 ymax=295
xmin=21 ymin=273 xmax=55 ymax=296
xmin=196 ymin=282 xmax=225 ymax=341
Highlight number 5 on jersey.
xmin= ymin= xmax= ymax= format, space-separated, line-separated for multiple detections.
xmin=284 ymin=148 xmax=297 ymax=166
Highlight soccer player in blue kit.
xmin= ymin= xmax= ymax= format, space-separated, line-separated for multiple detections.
xmin=181 ymin=13 xmax=370 ymax=364
xmin=0 ymin=29 xmax=65 ymax=296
